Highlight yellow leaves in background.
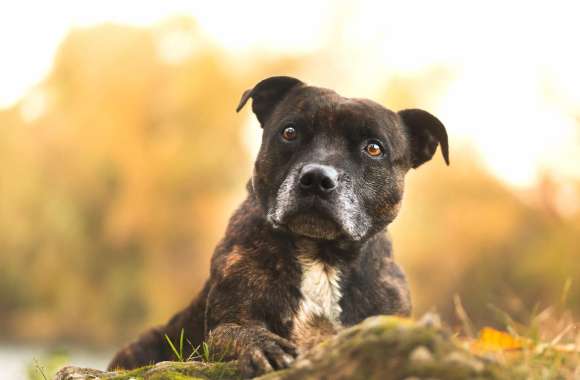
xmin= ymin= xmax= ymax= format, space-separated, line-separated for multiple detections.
xmin=470 ymin=327 xmax=525 ymax=353
xmin=467 ymin=326 xmax=578 ymax=364
xmin=0 ymin=20 xmax=302 ymax=344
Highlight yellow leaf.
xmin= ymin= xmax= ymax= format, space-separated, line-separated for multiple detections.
xmin=470 ymin=327 xmax=525 ymax=353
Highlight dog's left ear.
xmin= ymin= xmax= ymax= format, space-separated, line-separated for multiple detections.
xmin=236 ymin=76 xmax=304 ymax=126
xmin=398 ymin=108 xmax=450 ymax=168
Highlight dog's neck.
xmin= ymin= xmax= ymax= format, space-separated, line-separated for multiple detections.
xmin=290 ymin=233 xmax=383 ymax=267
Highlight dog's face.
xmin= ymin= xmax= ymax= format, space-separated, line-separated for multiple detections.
xmin=237 ymin=76 xmax=449 ymax=242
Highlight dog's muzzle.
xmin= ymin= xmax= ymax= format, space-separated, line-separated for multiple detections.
xmin=267 ymin=163 xmax=369 ymax=241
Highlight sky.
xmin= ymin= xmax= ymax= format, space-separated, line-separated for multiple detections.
xmin=1 ymin=0 xmax=579 ymax=189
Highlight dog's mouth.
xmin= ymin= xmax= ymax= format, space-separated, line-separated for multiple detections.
xmin=285 ymin=211 xmax=342 ymax=240
xmin=269 ymin=198 xmax=345 ymax=240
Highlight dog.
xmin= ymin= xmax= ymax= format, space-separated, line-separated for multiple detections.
xmin=108 ymin=76 xmax=449 ymax=378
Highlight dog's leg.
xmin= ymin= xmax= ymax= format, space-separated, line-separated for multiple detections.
xmin=107 ymin=325 xmax=170 ymax=370
xmin=208 ymin=323 xmax=297 ymax=378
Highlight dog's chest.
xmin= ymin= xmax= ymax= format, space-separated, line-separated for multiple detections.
xmin=297 ymin=257 xmax=342 ymax=322
xmin=291 ymin=255 xmax=343 ymax=350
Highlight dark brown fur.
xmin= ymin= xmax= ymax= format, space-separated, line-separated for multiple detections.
xmin=108 ymin=76 xmax=449 ymax=378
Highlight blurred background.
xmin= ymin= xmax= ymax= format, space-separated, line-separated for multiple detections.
xmin=1 ymin=1 xmax=579 ymax=378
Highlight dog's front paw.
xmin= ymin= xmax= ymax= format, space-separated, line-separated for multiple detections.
xmin=238 ymin=333 xmax=297 ymax=378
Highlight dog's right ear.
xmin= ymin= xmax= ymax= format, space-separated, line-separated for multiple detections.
xmin=236 ymin=76 xmax=304 ymax=126
xmin=398 ymin=108 xmax=450 ymax=168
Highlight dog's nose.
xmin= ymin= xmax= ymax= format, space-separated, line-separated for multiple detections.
xmin=299 ymin=164 xmax=338 ymax=195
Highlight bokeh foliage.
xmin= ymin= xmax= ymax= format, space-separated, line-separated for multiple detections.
xmin=0 ymin=19 xmax=578 ymax=348
xmin=0 ymin=19 xmax=301 ymax=345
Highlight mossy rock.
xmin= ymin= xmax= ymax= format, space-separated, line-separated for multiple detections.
xmin=55 ymin=361 xmax=240 ymax=380
xmin=55 ymin=316 xmax=522 ymax=380
xmin=258 ymin=316 xmax=523 ymax=380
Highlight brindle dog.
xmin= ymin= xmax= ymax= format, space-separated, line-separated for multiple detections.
xmin=108 ymin=76 xmax=449 ymax=378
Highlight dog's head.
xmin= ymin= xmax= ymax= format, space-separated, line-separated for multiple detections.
xmin=237 ymin=76 xmax=449 ymax=242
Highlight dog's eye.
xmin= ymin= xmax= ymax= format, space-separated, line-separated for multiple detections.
xmin=281 ymin=126 xmax=297 ymax=141
xmin=365 ymin=142 xmax=383 ymax=157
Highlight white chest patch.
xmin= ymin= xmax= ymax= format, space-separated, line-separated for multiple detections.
xmin=294 ymin=256 xmax=343 ymax=329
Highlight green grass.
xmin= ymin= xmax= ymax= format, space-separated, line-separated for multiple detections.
xmin=164 ymin=329 xmax=222 ymax=363
xmin=165 ymin=329 xmax=187 ymax=362
xmin=27 ymin=350 xmax=70 ymax=380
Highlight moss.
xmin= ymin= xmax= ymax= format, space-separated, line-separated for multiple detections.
xmin=56 ymin=316 xmax=523 ymax=380
xmin=258 ymin=316 xmax=522 ymax=380
xmin=56 ymin=361 xmax=240 ymax=380
xmin=109 ymin=364 xmax=154 ymax=380
xmin=113 ymin=361 xmax=240 ymax=380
